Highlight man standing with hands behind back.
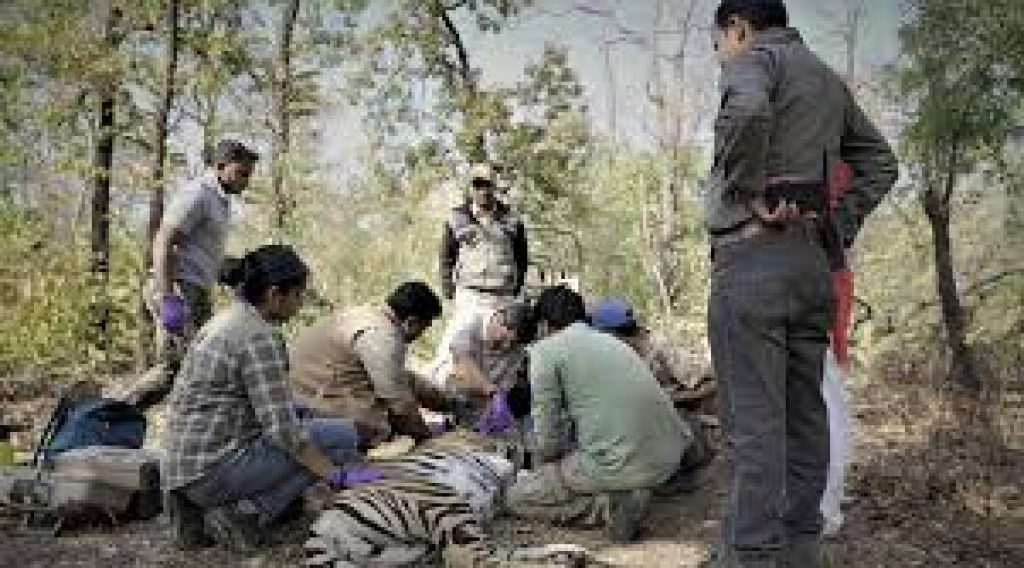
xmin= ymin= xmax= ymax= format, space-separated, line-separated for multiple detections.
xmin=127 ymin=140 xmax=259 ymax=411
xmin=704 ymin=1 xmax=897 ymax=566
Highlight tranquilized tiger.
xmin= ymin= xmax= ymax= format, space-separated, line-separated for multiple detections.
xmin=304 ymin=431 xmax=596 ymax=567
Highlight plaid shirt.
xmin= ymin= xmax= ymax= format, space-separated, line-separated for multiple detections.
xmin=162 ymin=300 xmax=309 ymax=490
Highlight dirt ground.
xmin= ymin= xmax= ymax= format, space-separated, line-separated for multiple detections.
xmin=0 ymin=467 xmax=721 ymax=567
xmin=1 ymin=371 xmax=1022 ymax=567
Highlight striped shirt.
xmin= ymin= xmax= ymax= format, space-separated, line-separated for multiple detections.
xmin=162 ymin=300 xmax=309 ymax=490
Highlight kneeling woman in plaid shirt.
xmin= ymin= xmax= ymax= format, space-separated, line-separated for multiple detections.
xmin=162 ymin=244 xmax=360 ymax=550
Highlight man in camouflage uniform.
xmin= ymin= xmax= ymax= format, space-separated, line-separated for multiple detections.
xmin=704 ymin=1 xmax=897 ymax=566
xmin=433 ymin=163 xmax=528 ymax=379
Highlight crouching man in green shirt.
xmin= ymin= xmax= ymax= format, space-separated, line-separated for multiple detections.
xmin=506 ymin=286 xmax=691 ymax=543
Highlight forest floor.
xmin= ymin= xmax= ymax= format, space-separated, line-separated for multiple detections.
xmin=1 ymin=367 xmax=1021 ymax=567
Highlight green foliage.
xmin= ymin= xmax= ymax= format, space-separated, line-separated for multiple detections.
xmin=853 ymin=186 xmax=1023 ymax=371
xmin=577 ymin=151 xmax=709 ymax=343
xmin=894 ymin=0 xmax=1023 ymax=170
xmin=0 ymin=204 xmax=141 ymax=377
xmin=0 ymin=0 xmax=1020 ymax=382
xmin=0 ymin=1 xmax=119 ymax=198
xmin=346 ymin=1 xmax=591 ymax=218
xmin=494 ymin=46 xmax=592 ymax=221
xmin=878 ymin=0 xmax=1024 ymax=386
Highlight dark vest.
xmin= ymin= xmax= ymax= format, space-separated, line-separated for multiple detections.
xmin=449 ymin=206 xmax=519 ymax=292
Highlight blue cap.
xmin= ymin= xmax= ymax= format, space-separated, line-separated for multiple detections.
xmin=590 ymin=298 xmax=637 ymax=330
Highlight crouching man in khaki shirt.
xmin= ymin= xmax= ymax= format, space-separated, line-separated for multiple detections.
xmin=288 ymin=282 xmax=448 ymax=445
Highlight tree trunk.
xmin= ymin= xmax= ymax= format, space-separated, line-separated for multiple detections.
xmin=201 ymin=105 xmax=216 ymax=165
xmin=844 ymin=1 xmax=860 ymax=86
xmin=601 ymin=36 xmax=616 ymax=150
xmin=435 ymin=2 xmax=484 ymax=161
xmin=90 ymin=6 xmax=121 ymax=354
xmin=137 ymin=0 xmax=181 ymax=371
xmin=272 ymin=0 xmax=300 ymax=234
xmin=644 ymin=0 xmax=696 ymax=320
xmin=146 ymin=0 xmax=181 ymax=267
xmin=922 ymin=168 xmax=981 ymax=393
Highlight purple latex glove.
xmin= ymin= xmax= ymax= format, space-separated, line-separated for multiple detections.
xmin=474 ymin=389 xmax=514 ymax=435
xmin=428 ymin=419 xmax=448 ymax=437
xmin=345 ymin=467 xmax=384 ymax=485
xmin=326 ymin=467 xmax=384 ymax=490
xmin=160 ymin=294 xmax=187 ymax=333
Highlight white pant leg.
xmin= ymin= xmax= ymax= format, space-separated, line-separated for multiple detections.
xmin=820 ymin=349 xmax=850 ymax=535
xmin=428 ymin=288 xmax=512 ymax=390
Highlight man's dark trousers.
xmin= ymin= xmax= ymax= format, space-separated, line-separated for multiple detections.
xmin=708 ymin=223 xmax=832 ymax=567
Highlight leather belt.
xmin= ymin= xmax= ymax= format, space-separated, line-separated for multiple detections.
xmin=710 ymin=218 xmax=766 ymax=249
xmin=710 ymin=217 xmax=827 ymax=259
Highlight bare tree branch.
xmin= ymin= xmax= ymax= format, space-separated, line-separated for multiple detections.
xmin=439 ymin=0 xmax=468 ymax=11
xmin=271 ymin=0 xmax=300 ymax=233
xmin=905 ymin=266 xmax=1024 ymax=319
xmin=435 ymin=2 xmax=471 ymax=85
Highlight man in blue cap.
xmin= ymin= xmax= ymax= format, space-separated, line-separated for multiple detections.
xmin=434 ymin=163 xmax=528 ymax=376
xmin=591 ymin=298 xmax=715 ymax=493
xmin=591 ymin=299 xmax=715 ymax=405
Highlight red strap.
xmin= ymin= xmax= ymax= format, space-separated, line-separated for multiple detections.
xmin=827 ymin=161 xmax=853 ymax=210
xmin=830 ymin=269 xmax=854 ymax=368
xmin=826 ymin=160 xmax=855 ymax=369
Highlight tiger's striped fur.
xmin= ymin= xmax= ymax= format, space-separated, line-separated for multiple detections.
xmin=305 ymin=435 xmax=512 ymax=566
xmin=304 ymin=433 xmax=597 ymax=567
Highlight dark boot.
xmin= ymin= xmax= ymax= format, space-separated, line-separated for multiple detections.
xmin=166 ymin=490 xmax=212 ymax=550
xmin=656 ymin=424 xmax=714 ymax=495
xmin=203 ymin=501 xmax=264 ymax=552
xmin=784 ymin=538 xmax=820 ymax=568
xmin=606 ymin=489 xmax=651 ymax=543
xmin=278 ymin=496 xmax=305 ymax=524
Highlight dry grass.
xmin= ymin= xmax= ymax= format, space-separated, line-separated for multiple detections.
xmin=1 ymin=357 xmax=1021 ymax=567
xmin=823 ymin=353 xmax=1023 ymax=567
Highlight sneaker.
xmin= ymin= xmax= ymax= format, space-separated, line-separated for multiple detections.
xmin=278 ymin=496 xmax=305 ymax=524
xmin=682 ymin=422 xmax=714 ymax=470
xmin=606 ymin=489 xmax=651 ymax=543
xmin=166 ymin=490 xmax=212 ymax=550
xmin=203 ymin=502 xmax=264 ymax=552
xmin=655 ymin=464 xmax=712 ymax=495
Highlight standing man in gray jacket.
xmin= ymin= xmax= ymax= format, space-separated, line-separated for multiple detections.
xmin=705 ymin=1 xmax=897 ymax=566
